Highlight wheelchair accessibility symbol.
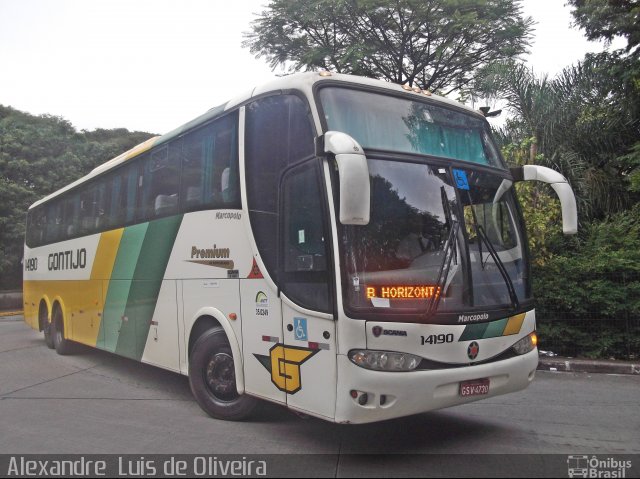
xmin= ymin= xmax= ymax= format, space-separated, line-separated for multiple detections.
xmin=294 ymin=317 xmax=308 ymax=341
xmin=452 ymin=168 xmax=470 ymax=190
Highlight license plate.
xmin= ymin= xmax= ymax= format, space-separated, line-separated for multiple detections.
xmin=460 ymin=378 xmax=490 ymax=397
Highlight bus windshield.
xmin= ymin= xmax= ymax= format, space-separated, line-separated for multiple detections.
xmin=338 ymin=160 xmax=531 ymax=320
xmin=319 ymin=87 xmax=504 ymax=169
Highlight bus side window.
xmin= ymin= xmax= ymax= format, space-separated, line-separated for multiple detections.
xmin=79 ymin=186 xmax=97 ymax=236
xmin=63 ymin=193 xmax=80 ymax=238
xmin=182 ymin=124 xmax=213 ymax=211
xmin=107 ymin=172 xmax=123 ymax=228
xmin=180 ymin=111 xmax=239 ymax=212
xmin=245 ymin=95 xmax=316 ymax=280
xmin=105 ymin=162 xmax=138 ymax=228
xmin=44 ymin=201 xmax=63 ymax=244
xmin=124 ymin=162 xmax=139 ymax=224
xmin=139 ymin=145 xmax=180 ymax=220
xmin=213 ymin=114 xmax=239 ymax=207
xmin=94 ymin=181 xmax=110 ymax=232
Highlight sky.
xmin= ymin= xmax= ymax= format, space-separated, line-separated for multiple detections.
xmin=0 ymin=0 xmax=625 ymax=135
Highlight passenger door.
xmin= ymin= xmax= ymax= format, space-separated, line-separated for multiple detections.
xmin=279 ymin=162 xmax=337 ymax=420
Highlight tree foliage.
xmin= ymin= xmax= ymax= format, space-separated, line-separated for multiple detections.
xmin=532 ymin=205 xmax=640 ymax=359
xmin=476 ymin=51 xmax=640 ymax=220
xmin=244 ymin=0 xmax=533 ymax=93
xmin=568 ymin=0 xmax=640 ymax=57
xmin=0 ymin=105 xmax=154 ymax=289
xmin=473 ymin=2 xmax=640 ymax=359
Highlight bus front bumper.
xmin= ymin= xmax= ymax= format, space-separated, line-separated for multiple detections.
xmin=334 ymin=349 xmax=538 ymax=424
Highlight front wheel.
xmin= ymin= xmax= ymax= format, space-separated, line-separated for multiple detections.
xmin=189 ymin=328 xmax=257 ymax=420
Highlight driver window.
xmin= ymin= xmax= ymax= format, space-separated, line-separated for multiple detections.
xmin=280 ymin=161 xmax=331 ymax=313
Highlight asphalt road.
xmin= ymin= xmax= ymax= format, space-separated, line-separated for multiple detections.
xmin=1 ymin=316 xmax=638 ymax=477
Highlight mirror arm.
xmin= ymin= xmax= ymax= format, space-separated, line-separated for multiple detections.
xmin=510 ymin=165 xmax=578 ymax=235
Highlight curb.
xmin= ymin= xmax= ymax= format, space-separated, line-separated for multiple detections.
xmin=538 ymin=357 xmax=640 ymax=375
xmin=0 ymin=310 xmax=23 ymax=317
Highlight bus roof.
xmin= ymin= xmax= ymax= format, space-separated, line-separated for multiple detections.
xmin=29 ymin=72 xmax=482 ymax=210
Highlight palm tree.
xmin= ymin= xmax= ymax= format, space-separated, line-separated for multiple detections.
xmin=475 ymin=55 xmax=639 ymax=219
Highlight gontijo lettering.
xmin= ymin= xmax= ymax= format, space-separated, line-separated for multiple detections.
xmin=48 ymin=249 xmax=86 ymax=271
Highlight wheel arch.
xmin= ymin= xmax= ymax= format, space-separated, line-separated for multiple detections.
xmin=186 ymin=307 xmax=244 ymax=395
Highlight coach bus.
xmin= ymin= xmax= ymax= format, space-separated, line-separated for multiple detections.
xmin=23 ymin=72 xmax=577 ymax=424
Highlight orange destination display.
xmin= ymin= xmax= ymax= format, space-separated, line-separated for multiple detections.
xmin=366 ymin=285 xmax=441 ymax=299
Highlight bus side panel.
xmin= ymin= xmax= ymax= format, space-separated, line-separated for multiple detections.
xmin=141 ymin=280 xmax=180 ymax=372
xmin=22 ymin=279 xmax=102 ymax=346
xmin=22 ymin=280 xmax=41 ymax=331
xmin=67 ymin=280 xmax=102 ymax=346
xmin=99 ymin=216 xmax=183 ymax=360
xmin=99 ymin=224 xmax=148 ymax=353
xmin=182 ymin=278 xmax=243 ymax=364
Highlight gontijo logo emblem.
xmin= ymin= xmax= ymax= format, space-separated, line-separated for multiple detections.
xmin=254 ymin=344 xmax=319 ymax=394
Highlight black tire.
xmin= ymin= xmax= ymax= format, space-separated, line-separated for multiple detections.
xmin=43 ymin=321 xmax=54 ymax=349
xmin=51 ymin=305 xmax=75 ymax=355
xmin=40 ymin=305 xmax=54 ymax=349
xmin=189 ymin=328 xmax=257 ymax=420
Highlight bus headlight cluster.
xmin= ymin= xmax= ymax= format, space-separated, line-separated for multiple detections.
xmin=512 ymin=332 xmax=538 ymax=355
xmin=348 ymin=350 xmax=422 ymax=372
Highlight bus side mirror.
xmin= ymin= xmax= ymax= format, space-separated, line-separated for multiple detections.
xmin=511 ymin=165 xmax=578 ymax=234
xmin=320 ymin=131 xmax=370 ymax=225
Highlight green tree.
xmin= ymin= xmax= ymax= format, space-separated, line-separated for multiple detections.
xmin=243 ymin=0 xmax=533 ymax=94
xmin=568 ymin=0 xmax=640 ymax=57
xmin=476 ymin=53 xmax=640 ymax=220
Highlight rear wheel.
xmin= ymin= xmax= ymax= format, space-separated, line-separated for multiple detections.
xmin=39 ymin=304 xmax=54 ymax=349
xmin=189 ymin=328 xmax=257 ymax=420
xmin=51 ymin=305 xmax=74 ymax=355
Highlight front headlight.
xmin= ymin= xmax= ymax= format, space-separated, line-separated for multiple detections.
xmin=349 ymin=350 xmax=422 ymax=371
xmin=512 ymin=332 xmax=538 ymax=355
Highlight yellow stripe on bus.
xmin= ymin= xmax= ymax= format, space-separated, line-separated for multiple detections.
xmin=503 ymin=313 xmax=526 ymax=336
xmin=91 ymin=228 xmax=124 ymax=280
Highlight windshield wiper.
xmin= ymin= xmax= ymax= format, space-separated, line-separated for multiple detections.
xmin=427 ymin=187 xmax=460 ymax=316
xmin=427 ymin=220 xmax=459 ymax=316
xmin=467 ymin=201 xmax=520 ymax=310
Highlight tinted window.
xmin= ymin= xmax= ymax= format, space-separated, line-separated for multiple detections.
xmin=44 ymin=201 xmax=63 ymax=244
xmin=245 ymin=94 xmax=315 ymax=278
xmin=26 ymin=112 xmax=240 ymax=247
xmin=320 ymin=87 xmax=504 ymax=168
xmin=281 ymin=162 xmax=331 ymax=312
xmin=62 ymin=193 xmax=80 ymax=238
xmin=106 ymin=162 xmax=139 ymax=227
xmin=139 ymin=145 xmax=180 ymax=220
xmin=181 ymin=112 xmax=240 ymax=211
xmin=79 ymin=185 xmax=98 ymax=235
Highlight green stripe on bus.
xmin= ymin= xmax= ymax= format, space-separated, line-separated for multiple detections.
xmin=482 ymin=318 xmax=509 ymax=339
xmin=459 ymin=322 xmax=489 ymax=341
xmin=100 ymin=223 xmax=149 ymax=352
xmin=115 ymin=215 xmax=183 ymax=360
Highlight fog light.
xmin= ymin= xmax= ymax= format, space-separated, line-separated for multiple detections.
xmin=358 ymin=393 xmax=368 ymax=406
